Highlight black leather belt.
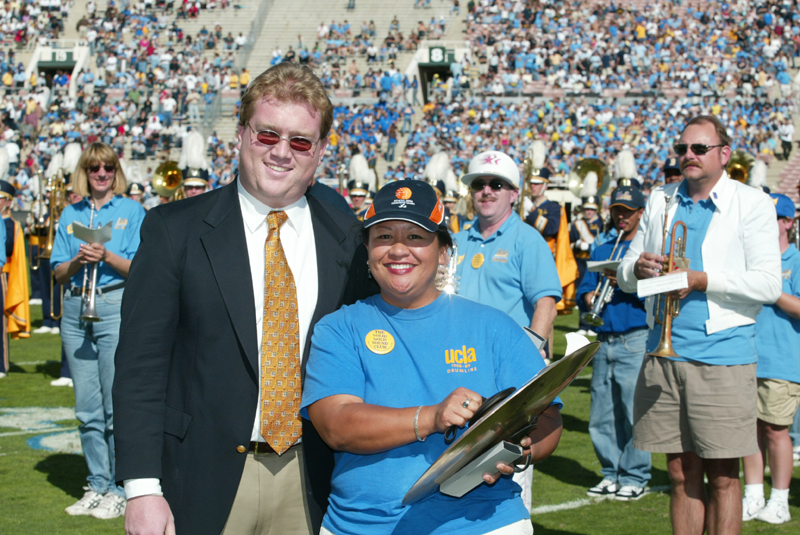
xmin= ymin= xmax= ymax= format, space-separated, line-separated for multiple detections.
xmin=249 ymin=441 xmax=298 ymax=454
xmin=69 ymin=282 xmax=126 ymax=297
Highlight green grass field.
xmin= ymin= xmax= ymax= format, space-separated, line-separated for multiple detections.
xmin=0 ymin=309 xmax=798 ymax=534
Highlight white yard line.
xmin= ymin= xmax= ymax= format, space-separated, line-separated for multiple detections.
xmin=0 ymin=426 xmax=77 ymax=438
xmin=10 ymin=360 xmax=57 ymax=366
xmin=531 ymin=485 xmax=671 ymax=515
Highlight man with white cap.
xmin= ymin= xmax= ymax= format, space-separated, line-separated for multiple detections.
xmin=454 ymin=150 xmax=562 ymax=513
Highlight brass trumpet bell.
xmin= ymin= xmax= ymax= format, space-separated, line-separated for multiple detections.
xmin=568 ymin=158 xmax=610 ymax=199
xmin=725 ymin=150 xmax=755 ymax=183
xmin=152 ymin=161 xmax=183 ymax=198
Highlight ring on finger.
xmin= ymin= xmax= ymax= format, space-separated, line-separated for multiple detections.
xmin=462 ymin=398 xmax=470 ymax=409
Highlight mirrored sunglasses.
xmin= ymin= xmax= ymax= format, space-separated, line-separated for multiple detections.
xmin=470 ymin=178 xmax=509 ymax=192
xmin=673 ymin=143 xmax=725 ymax=156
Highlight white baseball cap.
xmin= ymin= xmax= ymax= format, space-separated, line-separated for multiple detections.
xmin=461 ymin=150 xmax=520 ymax=190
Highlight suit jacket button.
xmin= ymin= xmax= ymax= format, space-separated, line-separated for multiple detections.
xmin=237 ymin=445 xmax=246 ymax=453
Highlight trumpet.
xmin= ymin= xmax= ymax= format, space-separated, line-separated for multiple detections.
xmin=80 ymin=202 xmax=102 ymax=322
xmin=581 ymin=231 xmax=625 ymax=327
xmin=648 ymin=196 xmax=689 ymax=358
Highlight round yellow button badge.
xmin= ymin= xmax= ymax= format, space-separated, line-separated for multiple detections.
xmin=471 ymin=253 xmax=484 ymax=269
xmin=365 ymin=330 xmax=395 ymax=355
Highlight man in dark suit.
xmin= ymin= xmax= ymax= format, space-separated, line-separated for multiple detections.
xmin=114 ymin=63 xmax=373 ymax=534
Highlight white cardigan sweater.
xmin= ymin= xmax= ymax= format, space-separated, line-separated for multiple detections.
xmin=617 ymin=174 xmax=782 ymax=335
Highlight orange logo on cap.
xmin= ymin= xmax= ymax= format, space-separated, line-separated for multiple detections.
xmin=395 ymin=187 xmax=412 ymax=200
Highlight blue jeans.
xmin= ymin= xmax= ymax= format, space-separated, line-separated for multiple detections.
xmin=62 ymin=288 xmax=125 ymax=497
xmin=589 ymin=328 xmax=651 ymax=487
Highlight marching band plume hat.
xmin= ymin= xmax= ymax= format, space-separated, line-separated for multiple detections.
xmin=363 ymin=180 xmax=444 ymax=233
xmin=348 ymin=180 xmax=370 ymax=197
xmin=0 ymin=180 xmax=16 ymax=199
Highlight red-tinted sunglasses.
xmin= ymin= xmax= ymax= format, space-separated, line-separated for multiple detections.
xmin=247 ymin=123 xmax=318 ymax=152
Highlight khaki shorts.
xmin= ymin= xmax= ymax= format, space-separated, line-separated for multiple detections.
xmin=757 ymin=378 xmax=800 ymax=426
xmin=633 ymin=356 xmax=758 ymax=459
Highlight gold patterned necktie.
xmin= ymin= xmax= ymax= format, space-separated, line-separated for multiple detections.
xmin=260 ymin=211 xmax=302 ymax=455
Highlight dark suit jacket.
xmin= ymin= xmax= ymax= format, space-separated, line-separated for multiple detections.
xmin=113 ymin=180 xmax=374 ymax=534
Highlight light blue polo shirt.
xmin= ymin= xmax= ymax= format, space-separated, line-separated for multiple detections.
xmin=454 ymin=214 xmax=562 ymax=328
xmin=51 ymin=196 xmax=145 ymax=288
xmin=645 ymin=181 xmax=756 ymax=365
xmin=755 ymin=245 xmax=800 ymax=384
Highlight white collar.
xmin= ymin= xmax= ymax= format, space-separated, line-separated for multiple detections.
xmin=237 ymin=179 xmax=308 ymax=238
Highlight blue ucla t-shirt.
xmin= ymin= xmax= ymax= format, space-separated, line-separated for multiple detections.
xmin=50 ymin=196 xmax=145 ymax=287
xmin=302 ymin=293 xmax=558 ymax=535
xmin=755 ymin=245 xmax=800 ymax=384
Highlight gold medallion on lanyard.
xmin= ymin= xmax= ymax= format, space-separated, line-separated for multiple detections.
xmin=471 ymin=253 xmax=484 ymax=269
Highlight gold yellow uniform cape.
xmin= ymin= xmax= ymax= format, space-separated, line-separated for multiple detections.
xmin=549 ymin=207 xmax=578 ymax=315
xmin=3 ymin=220 xmax=30 ymax=339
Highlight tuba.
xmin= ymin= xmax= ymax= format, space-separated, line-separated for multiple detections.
xmin=152 ymin=161 xmax=183 ymax=199
xmin=567 ymin=158 xmax=610 ymax=199
xmin=37 ymin=169 xmax=67 ymax=262
xmin=438 ymin=241 xmax=460 ymax=294
xmin=725 ymin=150 xmax=755 ymax=183
xmin=648 ymin=196 xmax=689 ymax=358
xmin=30 ymin=169 xmax=49 ymax=270
xmin=519 ymin=157 xmax=533 ymax=219
xmin=39 ymin=169 xmax=68 ymax=320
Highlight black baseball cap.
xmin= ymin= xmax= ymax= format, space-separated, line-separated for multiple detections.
xmin=363 ymin=180 xmax=444 ymax=233
xmin=663 ymin=157 xmax=680 ymax=173
xmin=610 ymin=186 xmax=645 ymax=210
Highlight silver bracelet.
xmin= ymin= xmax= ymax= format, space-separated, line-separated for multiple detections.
xmin=414 ymin=406 xmax=426 ymax=442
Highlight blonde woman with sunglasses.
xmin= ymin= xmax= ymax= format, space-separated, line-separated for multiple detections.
xmin=50 ymin=142 xmax=145 ymax=520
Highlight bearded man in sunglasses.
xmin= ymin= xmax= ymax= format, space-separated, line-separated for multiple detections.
xmin=114 ymin=63 xmax=375 ymax=535
xmin=617 ymin=115 xmax=782 ymax=535
xmin=454 ymin=150 xmax=562 ymax=513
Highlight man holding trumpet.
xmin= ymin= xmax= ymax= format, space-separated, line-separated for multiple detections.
xmin=617 ymin=115 xmax=782 ymax=535
xmin=578 ymin=184 xmax=651 ymax=501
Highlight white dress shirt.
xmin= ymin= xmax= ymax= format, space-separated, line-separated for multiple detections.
xmin=238 ymin=180 xmax=319 ymax=442
xmin=125 ymin=182 xmax=319 ymax=500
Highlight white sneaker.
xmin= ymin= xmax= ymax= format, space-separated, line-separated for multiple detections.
xmin=586 ymin=330 xmax=597 ymax=337
xmin=587 ymin=478 xmax=619 ymax=497
xmin=65 ymin=487 xmax=103 ymax=516
xmin=50 ymin=327 xmax=60 ymax=335
xmin=756 ymin=499 xmax=791 ymax=524
xmin=29 ymin=298 xmax=42 ymax=305
xmin=0 ymin=372 xmax=6 ymax=379
xmin=32 ymin=326 xmax=52 ymax=334
xmin=90 ymin=493 xmax=127 ymax=519
xmin=50 ymin=377 xmax=73 ymax=387
xmin=615 ymin=485 xmax=645 ymax=501
xmin=576 ymin=329 xmax=588 ymax=336
xmin=742 ymin=495 xmax=765 ymax=521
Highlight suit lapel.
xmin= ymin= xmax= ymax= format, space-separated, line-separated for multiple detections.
xmin=200 ymin=181 xmax=259 ymax=374
xmin=308 ymin=196 xmax=352 ymax=328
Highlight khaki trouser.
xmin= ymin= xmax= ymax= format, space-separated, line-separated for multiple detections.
xmin=221 ymin=445 xmax=312 ymax=535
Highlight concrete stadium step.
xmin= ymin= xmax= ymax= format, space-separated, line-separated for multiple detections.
xmin=246 ymin=0 xmax=458 ymax=75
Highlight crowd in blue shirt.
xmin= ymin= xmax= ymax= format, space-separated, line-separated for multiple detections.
xmin=466 ymin=0 xmax=799 ymax=96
